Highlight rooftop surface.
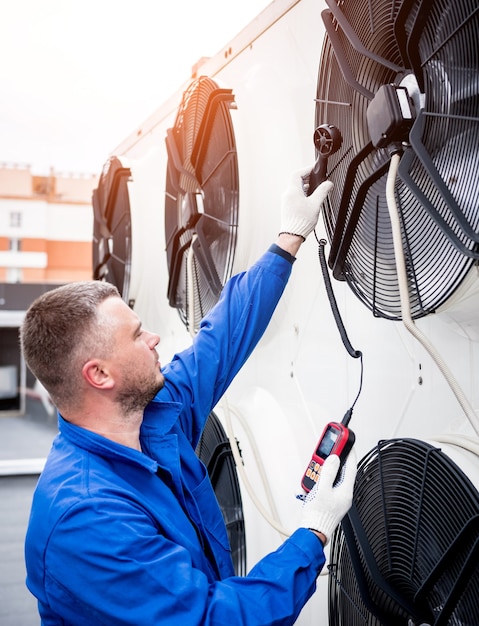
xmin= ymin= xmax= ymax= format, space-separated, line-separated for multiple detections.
xmin=0 ymin=395 xmax=57 ymax=625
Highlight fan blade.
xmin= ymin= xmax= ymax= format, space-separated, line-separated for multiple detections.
xmin=399 ymin=115 xmax=479 ymax=257
xmin=165 ymin=127 xmax=201 ymax=193
xmin=191 ymin=215 xmax=223 ymax=298
xmin=166 ymin=228 xmax=190 ymax=308
xmin=342 ymin=505 xmax=422 ymax=623
xmin=321 ymin=10 xmax=374 ymax=101
xmin=190 ymin=89 xmax=235 ymax=181
xmin=324 ymin=0 xmax=404 ymax=73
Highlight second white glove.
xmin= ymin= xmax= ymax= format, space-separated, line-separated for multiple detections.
xmin=300 ymin=449 xmax=357 ymax=545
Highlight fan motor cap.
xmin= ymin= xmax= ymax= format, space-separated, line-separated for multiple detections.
xmin=367 ymin=84 xmax=415 ymax=149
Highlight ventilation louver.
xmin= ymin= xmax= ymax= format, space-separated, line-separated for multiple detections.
xmin=92 ymin=156 xmax=132 ymax=300
xmin=196 ymin=411 xmax=246 ymax=576
xmin=165 ymin=76 xmax=239 ymax=332
xmin=314 ymin=0 xmax=479 ymax=320
xmin=329 ymin=438 xmax=479 ymax=625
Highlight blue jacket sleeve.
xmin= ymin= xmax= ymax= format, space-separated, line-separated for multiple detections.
xmin=160 ymin=246 xmax=294 ymax=443
xmin=42 ymin=498 xmax=324 ymax=626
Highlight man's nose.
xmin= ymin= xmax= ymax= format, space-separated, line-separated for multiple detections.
xmin=146 ymin=331 xmax=160 ymax=349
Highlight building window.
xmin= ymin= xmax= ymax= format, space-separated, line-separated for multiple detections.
xmin=9 ymin=211 xmax=22 ymax=228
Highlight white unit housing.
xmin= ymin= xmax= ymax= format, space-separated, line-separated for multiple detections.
xmin=93 ymin=1 xmax=479 ymax=622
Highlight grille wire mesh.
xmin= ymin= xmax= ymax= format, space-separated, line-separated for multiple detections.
xmin=329 ymin=438 xmax=479 ymax=625
xmin=315 ymin=0 xmax=479 ymax=320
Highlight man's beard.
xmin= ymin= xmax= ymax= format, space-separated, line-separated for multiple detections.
xmin=116 ymin=370 xmax=165 ymax=414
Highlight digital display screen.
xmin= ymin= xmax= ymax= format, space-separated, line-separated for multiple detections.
xmin=316 ymin=427 xmax=338 ymax=459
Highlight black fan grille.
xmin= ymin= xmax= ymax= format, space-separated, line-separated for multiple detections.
xmin=329 ymin=439 xmax=479 ymax=625
xmin=315 ymin=0 xmax=479 ymax=320
xmin=92 ymin=156 xmax=132 ymax=300
xmin=165 ymin=76 xmax=238 ymax=330
xmin=195 ymin=411 xmax=246 ymax=576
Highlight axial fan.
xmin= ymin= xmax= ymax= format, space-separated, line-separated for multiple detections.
xmin=313 ymin=0 xmax=479 ymax=320
xmin=165 ymin=75 xmax=239 ymax=332
xmin=92 ymin=156 xmax=132 ymax=300
xmin=195 ymin=411 xmax=246 ymax=576
xmin=329 ymin=438 xmax=479 ymax=625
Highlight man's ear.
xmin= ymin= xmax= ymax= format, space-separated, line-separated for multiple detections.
xmin=82 ymin=360 xmax=115 ymax=390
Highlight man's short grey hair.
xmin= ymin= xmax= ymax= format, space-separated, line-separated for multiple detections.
xmin=20 ymin=281 xmax=120 ymax=412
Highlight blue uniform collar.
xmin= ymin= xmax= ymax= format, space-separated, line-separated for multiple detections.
xmin=57 ymin=397 xmax=183 ymax=474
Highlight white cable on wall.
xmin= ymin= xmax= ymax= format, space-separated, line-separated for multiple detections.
xmin=221 ymin=396 xmax=330 ymax=575
xmin=386 ymin=151 xmax=479 ymax=436
xmin=187 ymin=235 xmax=197 ymax=335
xmin=221 ymin=395 xmax=291 ymax=540
xmin=431 ymin=433 xmax=479 ymax=457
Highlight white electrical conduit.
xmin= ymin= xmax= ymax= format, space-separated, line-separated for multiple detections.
xmin=186 ymin=237 xmax=336 ymax=572
xmin=386 ymin=152 xmax=479 ymax=436
xmin=186 ymin=241 xmax=290 ymax=539
xmin=187 ymin=236 xmax=198 ymax=334
xmin=221 ymin=396 xmax=330 ymax=575
xmin=221 ymin=395 xmax=291 ymax=540
xmin=431 ymin=433 xmax=479 ymax=457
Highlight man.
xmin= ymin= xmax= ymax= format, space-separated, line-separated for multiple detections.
xmin=21 ymin=171 xmax=357 ymax=625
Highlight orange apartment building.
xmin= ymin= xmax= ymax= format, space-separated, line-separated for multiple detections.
xmin=0 ymin=163 xmax=97 ymax=283
xmin=0 ymin=163 xmax=98 ymax=415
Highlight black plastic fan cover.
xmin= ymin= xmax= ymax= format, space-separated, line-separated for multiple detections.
xmin=314 ymin=0 xmax=479 ymax=320
xmin=329 ymin=438 xmax=479 ymax=625
xmin=92 ymin=156 xmax=132 ymax=300
xmin=165 ymin=76 xmax=239 ymax=330
xmin=196 ymin=411 xmax=246 ymax=576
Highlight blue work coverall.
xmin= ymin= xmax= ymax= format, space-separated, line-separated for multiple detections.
xmin=25 ymin=245 xmax=326 ymax=625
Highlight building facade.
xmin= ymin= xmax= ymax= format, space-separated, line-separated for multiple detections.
xmin=0 ymin=163 xmax=97 ymax=283
xmin=0 ymin=163 xmax=98 ymax=414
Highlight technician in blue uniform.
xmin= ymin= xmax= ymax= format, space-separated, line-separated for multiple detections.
xmin=21 ymin=171 xmax=357 ymax=625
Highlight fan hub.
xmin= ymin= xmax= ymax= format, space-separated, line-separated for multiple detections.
xmin=399 ymin=72 xmax=425 ymax=116
xmin=366 ymin=83 xmax=415 ymax=149
xmin=180 ymin=192 xmax=202 ymax=230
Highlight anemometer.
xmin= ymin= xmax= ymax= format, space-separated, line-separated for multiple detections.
xmin=301 ymin=124 xmax=342 ymax=196
xmin=301 ymin=123 xmax=361 ymax=492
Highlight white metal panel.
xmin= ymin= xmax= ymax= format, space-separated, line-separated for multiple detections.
xmin=100 ymin=0 xmax=479 ymax=621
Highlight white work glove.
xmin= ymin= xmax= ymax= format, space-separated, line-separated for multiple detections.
xmin=280 ymin=168 xmax=334 ymax=240
xmin=300 ymin=449 xmax=357 ymax=545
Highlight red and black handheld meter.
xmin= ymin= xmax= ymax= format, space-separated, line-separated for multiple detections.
xmin=301 ymin=421 xmax=355 ymax=492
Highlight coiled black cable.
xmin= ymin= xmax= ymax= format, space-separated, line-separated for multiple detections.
xmin=316 ymin=237 xmax=363 ymax=426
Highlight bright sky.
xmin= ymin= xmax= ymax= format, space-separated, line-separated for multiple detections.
xmin=0 ymin=0 xmax=270 ymax=175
